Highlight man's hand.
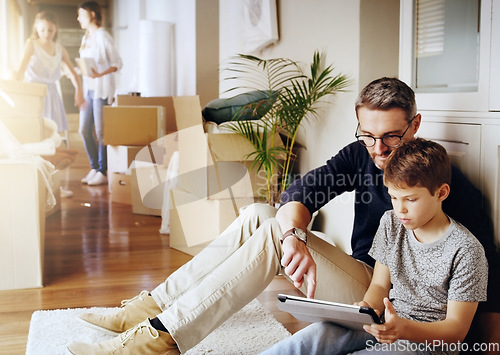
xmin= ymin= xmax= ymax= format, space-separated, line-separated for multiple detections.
xmin=363 ymin=297 xmax=404 ymax=343
xmin=280 ymin=236 xmax=316 ymax=298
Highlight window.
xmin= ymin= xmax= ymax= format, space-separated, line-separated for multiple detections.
xmin=416 ymin=0 xmax=445 ymax=58
xmin=0 ymin=0 xmax=24 ymax=79
xmin=414 ymin=0 xmax=480 ymax=93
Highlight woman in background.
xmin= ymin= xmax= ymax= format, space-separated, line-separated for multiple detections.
xmin=77 ymin=1 xmax=122 ymax=186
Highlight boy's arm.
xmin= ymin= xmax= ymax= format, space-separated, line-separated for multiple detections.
xmin=364 ymin=298 xmax=478 ymax=344
xmin=357 ymin=261 xmax=391 ymax=316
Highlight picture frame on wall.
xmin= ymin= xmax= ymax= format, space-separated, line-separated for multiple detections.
xmin=242 ymin=0 xmax=279 ymax=53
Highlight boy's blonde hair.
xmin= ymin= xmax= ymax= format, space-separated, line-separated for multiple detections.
xmin=384 ymin=138 xmax=451 ymax=195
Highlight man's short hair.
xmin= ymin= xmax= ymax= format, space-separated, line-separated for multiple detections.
xmin=384 ymin=138 xmax=451 ymax=195
xmin=355 ymin=77 xmax=417 ymax=122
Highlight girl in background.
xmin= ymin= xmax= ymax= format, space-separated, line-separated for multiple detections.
xmin=14 ymin=10 xmax=85 ymax=198
xmin=14 ymin=10 xmax=85 ymax=136
xmin=77 ymin=1 xmax=122 ymax=186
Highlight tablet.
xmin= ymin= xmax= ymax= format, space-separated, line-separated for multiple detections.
xmin=276 ymin=294 xmax=383 ymax=330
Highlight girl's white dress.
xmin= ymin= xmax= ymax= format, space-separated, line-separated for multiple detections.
xmin=25 ymin=40 xmax=68 ymax=132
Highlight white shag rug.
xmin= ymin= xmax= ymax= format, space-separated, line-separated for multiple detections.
xmin=26 ymin=299 xmax=291 ymax=354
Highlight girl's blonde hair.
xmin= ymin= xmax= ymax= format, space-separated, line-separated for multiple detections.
xmin=30 ymin=11 xmax=59 ymax=41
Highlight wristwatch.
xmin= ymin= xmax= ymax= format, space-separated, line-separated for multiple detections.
xmin=281 ymin=227 xmax=307 ymax=245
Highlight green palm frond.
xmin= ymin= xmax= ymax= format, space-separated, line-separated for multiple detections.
xmin=224 ymin=50 xmax=352 ymax=204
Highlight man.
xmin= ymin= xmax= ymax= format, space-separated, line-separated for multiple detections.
xmin=68 ymin=78 xmax=499 ymax=354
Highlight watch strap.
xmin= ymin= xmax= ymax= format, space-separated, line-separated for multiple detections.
xmin=281 ymin=227 xmax=306 ymax=244
xmin=282 ymin=228 xmax=296 ymax=239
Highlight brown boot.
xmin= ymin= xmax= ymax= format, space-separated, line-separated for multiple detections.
xmin=79 ymin=290 xmax=162 ymax=334
xmin=68 ymin=318 xmax=180 ymax=354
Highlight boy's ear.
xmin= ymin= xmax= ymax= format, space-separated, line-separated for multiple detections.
xmin=437 ymin=183 xmax=450 ymax=201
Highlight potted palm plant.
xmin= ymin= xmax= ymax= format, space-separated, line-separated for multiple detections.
xmin=223 ymin=50 xmax=351 ymax=205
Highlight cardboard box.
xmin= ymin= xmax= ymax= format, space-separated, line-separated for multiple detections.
xmin=0 ymin=117 xmax=48 ymax=144
xmin=161 ymin=131 xmax=178 ymax=168
xmin=107 ymin=145 xmax=143 ymax=175
xmin=0 ymin=163 xmax=46 ymax=289
xmin=133 ymin=142 xmax=169 ymax=168
xmin=169 ymin=207 xmax=210 ymax=256
xmin=173 ymin=96 xmax=281 ymax=200
xmin=0 ymin=79 xmax=47 ymax=119
xmin=166 ymin=95 xmax=281 ymax=255
xmin=103 ymin=106 xmax=165 ymax=146
xmin=116 ymin=95 xmax=177 ymax=133
xmin=207 ymin=133 xmax=281 ymax=199
xmin=46 ymin=169 xmax=61 ymax=218
xmin=169 ymin=188 xmax=254 ymax=256
xmin=110 ymin=173 xmax=131 ymax=204
xmin=171 ymin=96 xmax=204 ymax=130
xmin=131 ymin=166 xmax=165 ymax=216
xmin=127 ymin=135 xmax=176 ymax=215
xmin=176 ymin=124 xmax=212 ymax=197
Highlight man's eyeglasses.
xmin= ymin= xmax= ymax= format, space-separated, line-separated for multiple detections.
xmin=355 ymin=116 xmax=415 ymax=148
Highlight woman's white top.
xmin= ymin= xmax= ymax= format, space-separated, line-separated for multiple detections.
xmin=79 ymin=27 xmax=122 ymax=104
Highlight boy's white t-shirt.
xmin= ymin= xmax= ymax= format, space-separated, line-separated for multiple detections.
xmin=370 ymin=210 xmax=488 ymax=323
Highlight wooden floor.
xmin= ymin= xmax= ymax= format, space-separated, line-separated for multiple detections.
xmin=0 ymin=123 xmax=308 ymax=354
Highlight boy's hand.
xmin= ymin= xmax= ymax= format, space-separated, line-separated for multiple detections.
xmin=363 ymin=298 xmax=404 ymax=343
xmin=354 ymin=300 xmax=382 ymax=317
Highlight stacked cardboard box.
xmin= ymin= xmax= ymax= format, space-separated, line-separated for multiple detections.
xmin=105 ymin=95 xmax=282 ymax=256
xmin=103 ymin=105 xmax=165 ymax=146
xmin=0 ymin=79 xmax=47 ymax=119
xmin=0 ymin=163 xmax=47 ymax=290
xmin=107 ymin=145 xmax=141 ymax=205
xmin=115 ymin=95 xmax=177 ymax=134
xmin=168 ymin=96 xmax=282 ymax=256
xmin=0 ymin=80 xmax=54 ymax=290
xmin=106 ymin=96 xmax=178 ymax=215
xmin=0 ymin=79 xmax=49 ymax=144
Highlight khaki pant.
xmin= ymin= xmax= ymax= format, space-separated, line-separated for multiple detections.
xmin=151 ymin=203 xmax=373 ymax=353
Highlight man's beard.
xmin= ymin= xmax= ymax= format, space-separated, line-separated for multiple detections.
xmin=370 ymin=150 xmax=392 ymax=170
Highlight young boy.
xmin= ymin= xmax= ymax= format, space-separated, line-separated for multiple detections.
xmin=262 ymin=138 xmax=488 ymax=355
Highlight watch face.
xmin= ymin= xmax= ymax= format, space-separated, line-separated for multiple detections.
xmin=294 ymin=228 xmax=307 ymax=241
